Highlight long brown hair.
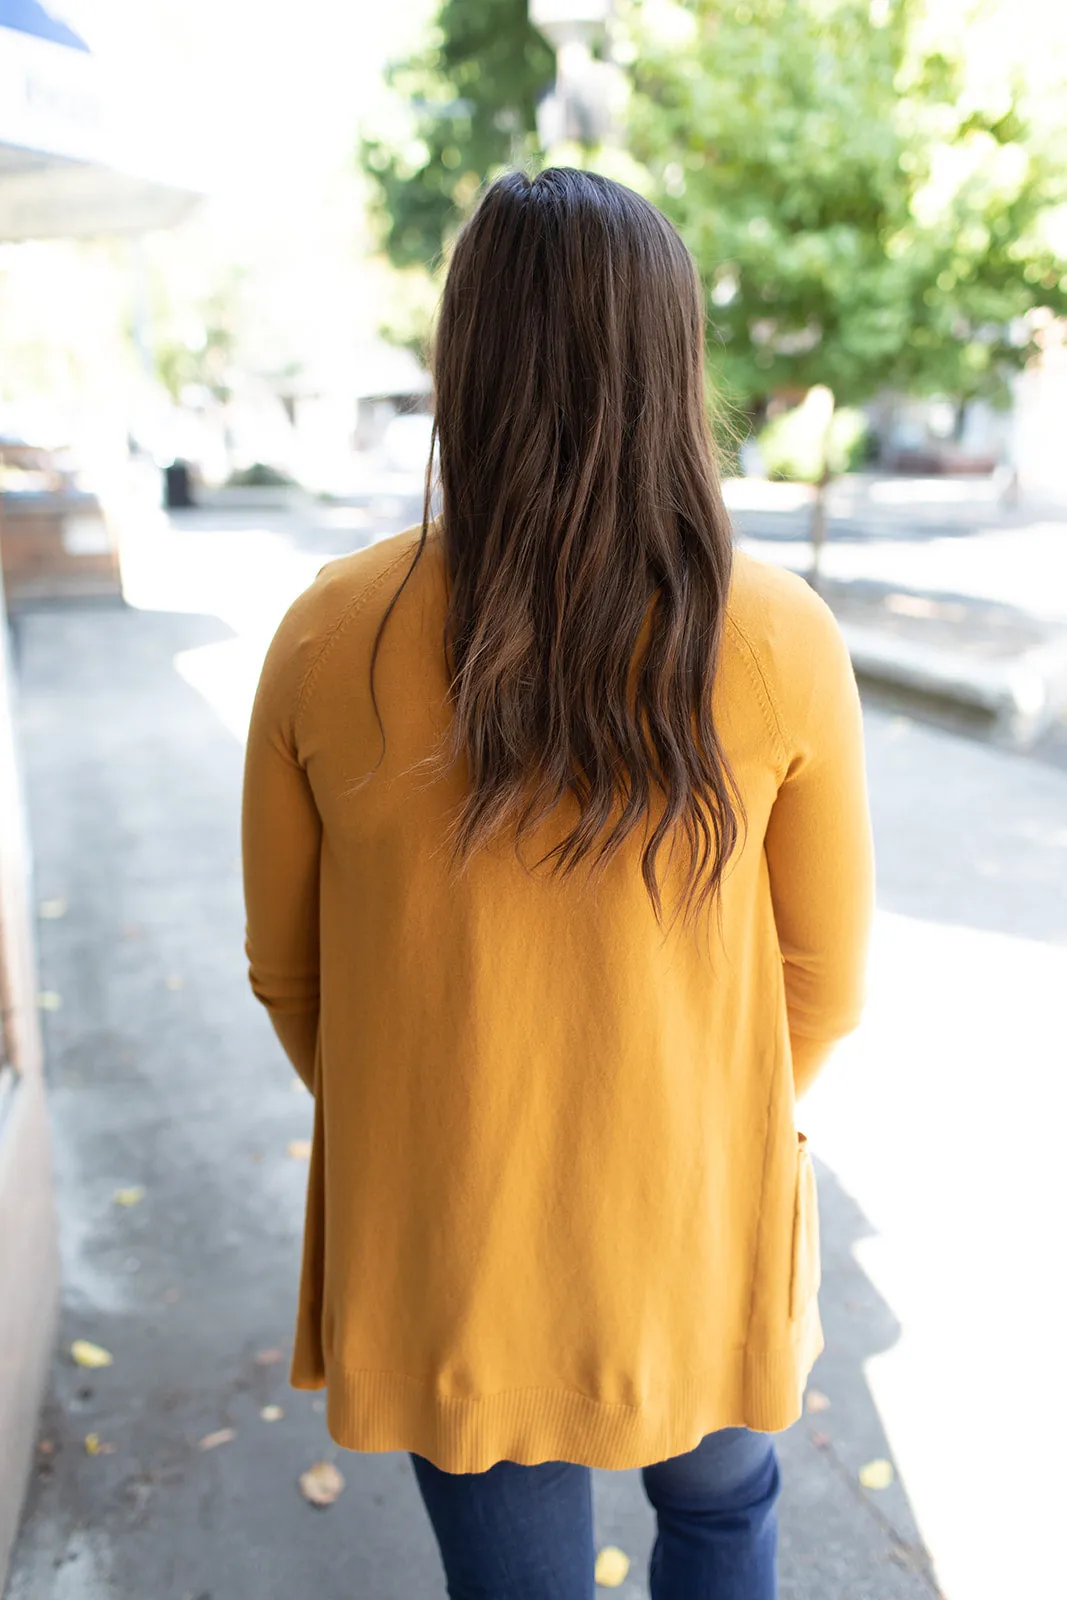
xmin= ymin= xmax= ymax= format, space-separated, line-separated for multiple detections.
xmin=370 ymin=167 xmax=740 ymax=926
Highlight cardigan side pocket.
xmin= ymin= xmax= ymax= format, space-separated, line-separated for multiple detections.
xmin=790 ymin=1133 xmax=821 ymax=1323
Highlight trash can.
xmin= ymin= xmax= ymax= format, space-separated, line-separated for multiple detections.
xmin=163 ymin=459 xmax=195 ymax=509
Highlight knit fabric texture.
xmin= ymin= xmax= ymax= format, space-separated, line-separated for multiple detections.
xmin=241 ymin=526 xmax=874 ymax=1471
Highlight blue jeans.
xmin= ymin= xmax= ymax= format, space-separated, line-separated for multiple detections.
xmin=411 ymin=1427 xmax=780 ymax=1599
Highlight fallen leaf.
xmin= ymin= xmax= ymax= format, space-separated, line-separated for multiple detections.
xmin=287 ymin=1139 xmax=312 ymax=1160
xmin=37 ymin=991 xmax=62 ymax=1012
xmin=198 ymin=1428 xmax=235 ymax=1451
xmin=71 ymin=1340 xmax=113 ymax=1369
xmin=83 ymin=1434 xmax=115 ymax=1456
xmin=113 ymin=1186 xmax=145 ymax=1207
xmin=39 ymin=897 xmax=68 ymax=919
xmin=805 ymin=1388 xmax=831 ymax=1413
xmin=254 ymin=1348 xmax=283 ymax=1366
xmin=859 ymin=1458 xmax=895 ymax=1490
xmin=810 ymin=1431 xmax=832 ymax=1450
xmin=595 ymin=1546 xmax=631 ymax=1588
xmin=164 ymin=975 xmax=184 ymax=992
xmin=260 ymin=1405 xmax=284 ymax=1422
xmin=299 ymin=1459 xmax=345 ymax=1507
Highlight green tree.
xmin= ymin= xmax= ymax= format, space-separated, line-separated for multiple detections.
xmin=627 ymin=0 xmax=1067 ymax=568
xmin=361 ymin=0 xmax=555 ymax=271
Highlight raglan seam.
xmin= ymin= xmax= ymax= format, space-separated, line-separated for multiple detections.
xmin=725 ymin=614 xmax=789 ymax=777
xmin=292 ymin=540 xmax=423 ymax=744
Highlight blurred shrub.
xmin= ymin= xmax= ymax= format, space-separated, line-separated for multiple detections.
xmin=758 ymin=405 xmax=870 ymax=482
xmin=225 ymin=463 xmax=296 ymax=488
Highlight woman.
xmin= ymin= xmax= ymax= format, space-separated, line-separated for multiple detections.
xmin=242 ymin=168 xmax=874 ymax=1598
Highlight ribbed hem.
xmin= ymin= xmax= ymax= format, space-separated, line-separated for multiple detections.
xmin=309 ymin=1311 xmax=824 ymax=1473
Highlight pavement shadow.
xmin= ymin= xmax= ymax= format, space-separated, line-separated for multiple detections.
xmin=864 ymin=704 xmax=1067 ymax=946
xmin=591 ymin=1160 xmax=942 ymax=1600
xmin=776 ymin=1159 xmax=941 ymax=1597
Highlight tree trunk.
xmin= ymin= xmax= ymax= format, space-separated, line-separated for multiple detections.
xmin=954 ymin=396 xmax=969 ymax=443
xmin=808 ymin=393 xmax=837 ymax=591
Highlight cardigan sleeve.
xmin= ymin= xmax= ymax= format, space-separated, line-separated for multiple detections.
xmin=241 ymin=592 xmax=324 ymax=1090
xmin=760 ymin=579 xmax=875 ymax=1098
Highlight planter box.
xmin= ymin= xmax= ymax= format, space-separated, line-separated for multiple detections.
xmin=0 ymin=491 xmax=122 ymax=606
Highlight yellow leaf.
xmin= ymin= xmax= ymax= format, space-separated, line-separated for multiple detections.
xmin=260 ymin=1405 xmax=284 ymax=1422
xmin=39 ymin=897 xmax=68 ymax=919
xmin=859 ymin=1458 xmax=894 ymax=1490
xmin=37 ymin=991 xmax=62 ymax=1012
xmin=113 ymin=1186 xmax=145 ymax=1207
xmin=805 ymin=1388 xmax=831 ymax=1413
xmin=287 ymin=1139 xmax=312 ymax=1160
xmin=71 ymin=1339 xmax=113 ymax=1369
xmin=299 ymin=1460 xmax=345 ymax=1507
xmin=595 ymin=1547 xmax=631 ymax=1588
xmin=84 ymin=1433 xmax=100 ymax=1455
xmin=198 ymin=1428 xmax=235 ymax=1451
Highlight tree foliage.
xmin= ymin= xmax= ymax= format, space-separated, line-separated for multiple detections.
xmin=361 ymin=0 xmax=1067 ymax=419
xmin=628 ymin=0 xmax=1067 ymax=412
xmin=361 ymin=0 xmax=554 ymax=270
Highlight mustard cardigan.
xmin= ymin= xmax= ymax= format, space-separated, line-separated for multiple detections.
xmin=241 ymin=526 xmax=874 ymax=1472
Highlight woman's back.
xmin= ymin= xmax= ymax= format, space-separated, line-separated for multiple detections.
xmin=241 ymin=518 xmax=872 ymax=1472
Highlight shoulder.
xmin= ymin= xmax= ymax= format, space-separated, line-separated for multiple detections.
xmin=727 ymin=547 xmax=843 ymax=657
xmin=299 ymin=525 xmax=428 ymax=635
xmin=253 ymin=526 xmax=429 ymax=734
xmin=725 ymin=547 xmax=855 ymax=751
xmin=276 ymin=525 xmax=428 ymax=666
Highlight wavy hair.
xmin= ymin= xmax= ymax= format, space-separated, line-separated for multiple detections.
xmin=369 ymin=168 xmax=740 ymax=926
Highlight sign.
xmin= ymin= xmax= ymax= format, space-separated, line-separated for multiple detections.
xmin=0 ymin=20 xmax=105 ymax=168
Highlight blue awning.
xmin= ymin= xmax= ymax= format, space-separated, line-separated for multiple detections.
xmin=0 ymin=0 xmax=88 ymax=52
xmin=0 ymin=5 xmax=202 ymax=239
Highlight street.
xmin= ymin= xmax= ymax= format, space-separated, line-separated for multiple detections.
xmin=5 ymin=501 xmax=1065 ymax=1599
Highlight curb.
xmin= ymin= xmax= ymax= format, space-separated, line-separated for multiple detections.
xmin=839 ymin=623 xmax=1067 ymax=745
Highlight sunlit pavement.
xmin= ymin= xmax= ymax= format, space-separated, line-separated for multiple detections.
xmin=5 ymin=503 xmax=1065 ymax=1599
